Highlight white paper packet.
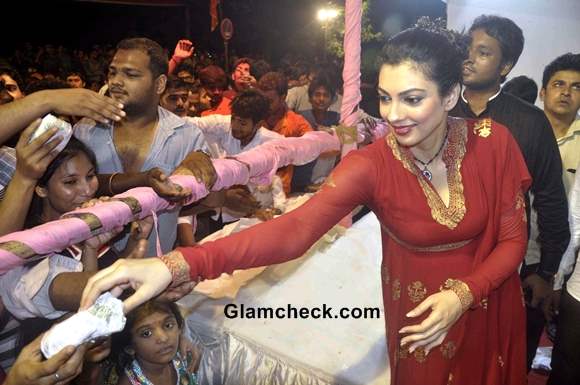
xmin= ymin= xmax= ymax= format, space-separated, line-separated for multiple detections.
xmin=41 ymin=292 xmax=126 ymax=358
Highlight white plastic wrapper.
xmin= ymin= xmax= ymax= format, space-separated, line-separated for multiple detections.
xmin=41 ymin=293 xmax=126 ymax=358
xmin=30 ymin=114 xmax=73 ymax=153
xmin=531 ymin=346 xmax=553 ymax=371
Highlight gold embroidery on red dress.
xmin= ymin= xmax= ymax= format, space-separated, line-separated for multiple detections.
xmin=408 ymin=281 xmax=427 ymax=303
xmin=515 ymin=190 xmax=527 ymax=223
xmin=413 ymin=347 xmax=427 ymax=363
xmin=440 ymin=341 xmax=457 ymax=359
xmin=498 ymin=355 xmax=505 ymax=367
xmin=480 ymin=298 xmax=488 ymax=310
xmin=392 ymin=279 xmax=401 ymax=300
xmin=386 ymin=117 xmax=467 ymax=230
xmin=382 ymin=265 xmax=390 ymax=284
xmin=473 ymin=118 xmax=492 ymax=137
xmin=398 ymin=345 xmax=409 ymax=359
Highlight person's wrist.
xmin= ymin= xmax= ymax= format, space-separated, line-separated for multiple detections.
xmin=442 ymin=278 xmax=473 ymax=312
xmin=12 ymin=169 xmax=39 ymax=188
xmin=30 ymin=89 xmax=54 ymax=115
xmin=171 ymin=55 xmax=184 ymax=63
xmin=158 ymin=250 xmax=191 ymax=286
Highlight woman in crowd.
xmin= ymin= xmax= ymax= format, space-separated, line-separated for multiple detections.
xmin=81 ymin=27 xmax=531 ymax=385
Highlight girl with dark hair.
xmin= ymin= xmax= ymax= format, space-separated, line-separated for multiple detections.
xmin=83 ymin=27 xmax=531 ymax=385
xmin=0 ymin=136 xmax=154 ymax=325
xmin=112 ymin=300 xmax=197 ymax=385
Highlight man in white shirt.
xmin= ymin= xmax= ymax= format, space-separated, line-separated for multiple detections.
xmin=541 ymin=53 xmax=580 ymax=195
xmin=542 ymin=53 xmax=580 ymax=385
xmin=178 ymin=90 xmax=285 ymax=243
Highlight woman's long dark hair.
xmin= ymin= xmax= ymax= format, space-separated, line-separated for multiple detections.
xmin=24 ymin=137 xmax=98 ymax=229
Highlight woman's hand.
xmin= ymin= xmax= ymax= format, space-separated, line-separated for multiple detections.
xmin=399 ymin=290 xmax=464 ymax=354
xmin=14 ymin=119 xmax=63 ymax=184
xmin=80 ymin=257 xmax=173 ymax=313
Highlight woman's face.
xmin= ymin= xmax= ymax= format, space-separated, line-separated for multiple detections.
xmin=130 ymin=310 xmax=181 ymax=366
xmin=39 ymin=153 xmax=98 ymax=219
xmin=378 ymin=62 xmax=458 ymax=150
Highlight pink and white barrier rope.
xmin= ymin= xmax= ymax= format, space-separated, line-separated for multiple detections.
xmin=0 ymin=131 xmax=340 ymax=273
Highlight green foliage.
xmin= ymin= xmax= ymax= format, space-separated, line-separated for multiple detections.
xmin=323 ymin=0 xmax=383 ymax=58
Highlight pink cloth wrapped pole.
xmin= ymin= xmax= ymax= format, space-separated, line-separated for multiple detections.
xmin=340 ymin=0 xmax=362 ymax=158
xmin=0 ymin=132 xmax=340 ymax=273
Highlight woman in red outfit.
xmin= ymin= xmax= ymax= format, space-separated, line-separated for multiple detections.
xmin=81 ymin=28 xmax=531 ymax=385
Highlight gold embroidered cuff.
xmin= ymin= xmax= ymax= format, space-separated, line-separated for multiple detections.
xmin=442 ymin=278 xmax=473 ymax=311
xmin=159 ymin=250 xmax=191 ymax=287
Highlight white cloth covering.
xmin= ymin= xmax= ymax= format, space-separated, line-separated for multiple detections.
xmin=181 ymin=212 xmax=389 ymax=385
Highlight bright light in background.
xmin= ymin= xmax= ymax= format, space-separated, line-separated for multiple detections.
xmin=317 ymin=8 xmax=339 ymax=22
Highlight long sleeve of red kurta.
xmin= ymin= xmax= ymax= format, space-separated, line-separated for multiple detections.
xmin=459 ymin=123 xmax=532 ymax=305
xmin=177 ymin=151 xmax=376 ymax=281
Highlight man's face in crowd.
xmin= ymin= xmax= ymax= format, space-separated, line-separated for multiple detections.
xmin=66 ymin=75 xmax=85 ymax=89
xmin=107 ymin=49 xmax=159 ymax=115
xmin=462 ymin=29 xmax=509 ymax=90
xmin=309 ymin=86 xmax=332 ymax=112
xmin=232 ymin=62 xmax=251 ymax=91
xmin=177 ymin=70 xmax=194 ymax=84
xmin=262 ymin=89 xmax=284 ymax=115
xmin=231 ymin=115 xmax=257 ymax=142
xmin=0 ymin=74 xmax=24 ymax=105
xmin=541 ymin=70 xmax=580 ymax=120
xmin=160 ymin=88 xmax=190 ymax=117
xmin=203 ymin=82 xmax=226 ymax=107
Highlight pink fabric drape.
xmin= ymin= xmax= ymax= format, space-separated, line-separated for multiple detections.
xmin=340 ymin=0 xmax=362 ymax=158
xmin=0 ymin=132 xmax=339 ymax=273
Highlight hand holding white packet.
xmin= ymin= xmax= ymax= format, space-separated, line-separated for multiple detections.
xmin=41 ymin=292 xmax=126 ymax=358
xmin=30 ymin=114 xmax=73 ymax=154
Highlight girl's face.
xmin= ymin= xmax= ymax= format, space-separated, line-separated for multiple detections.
xmin=378 ymin=62 xmax=458 ymax=151
xmin=37 ymin=153 xmax=98 ymax=221
xmin=130 ymin=310 xmax=181 ymax=366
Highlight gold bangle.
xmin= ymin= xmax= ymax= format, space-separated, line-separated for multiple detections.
xmin=159 ymin=250 xmax=192 ymax=287
xmin=108 ymin=172 xmax=119 ymax=195
xmin=442 ymin=278 xmax=473 ymax=311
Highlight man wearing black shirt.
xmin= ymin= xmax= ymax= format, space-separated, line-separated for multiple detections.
xmin=450 ymin=15 xmax=570 ymax=370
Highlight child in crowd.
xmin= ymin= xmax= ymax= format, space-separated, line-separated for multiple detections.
xmin=113 ymin=300 xmax=198 ymax=385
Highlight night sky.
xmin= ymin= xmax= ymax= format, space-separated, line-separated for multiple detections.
xmin=2 ymin=0 xmax=445 ymax=61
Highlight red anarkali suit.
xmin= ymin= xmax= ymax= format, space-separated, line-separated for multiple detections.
xmin=175 ymin=117 xmax=531 ymax=385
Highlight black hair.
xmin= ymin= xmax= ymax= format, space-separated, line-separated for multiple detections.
xmin=232 ymin=57 xmax=253 ymax=73
xmin=66 ymin=70 xmax=86 ymax=81
xmin=25 ymin=79 xmax=69 ymax=95
xmin=111 ymin=300 xmax=183 ymax=372
xmin=116 ymin=38 xmax=168 ymax=78
xmin=231 ymin=89 xmax=270 ymax=123
xmin=164 ymin=75 xmax=191 ymax=93
xmin=0 ymin=66 xmax=24 ymax=90
xmin=542 ymin=53 xmax=580 ymax=89
xmin=284 ymin=61 xmax=311 ymax=82
xmin=379 ymin=27 xmax=463 ymax=97
xmin=198 ymin=65 xmax=228 ymax=89
xmin=258 ymin=72 xmax=288 ymax=97
xmin=250 ymin=59 xmax=272 ymax=82
xmin=469 ymin=15 xmax=524 ymax=81
xmin=503 ymin=75 xmax=538 ymax=104
xmin=308 ymin=72 xmax=337 ymax=99
xmin=25 ymin=137 xmax=98 ymax=229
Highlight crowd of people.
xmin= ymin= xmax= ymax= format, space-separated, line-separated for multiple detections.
xmin=0 ymin=11 xmax=579 ymax=385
